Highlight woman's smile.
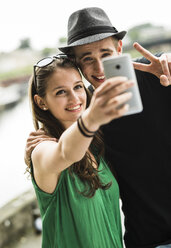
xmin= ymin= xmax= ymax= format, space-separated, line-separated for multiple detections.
xmin=66 ymin=104 xmax=82 ymax=112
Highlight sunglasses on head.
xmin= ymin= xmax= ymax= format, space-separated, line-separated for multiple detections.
xmin=33 ymin=53 xmax=68 ymax=89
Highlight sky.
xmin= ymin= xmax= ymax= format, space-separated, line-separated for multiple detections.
xmin=0 ymin=0 xmax=170 ymax=53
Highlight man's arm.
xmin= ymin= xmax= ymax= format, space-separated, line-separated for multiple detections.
xmin=132 ymin=42 xmax=171 ymax=87
xmin=24 ymin=129 xmax=57 ymax=166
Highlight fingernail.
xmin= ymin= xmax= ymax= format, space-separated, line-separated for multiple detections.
xmin=128 ymin=92 xmax=133 ymax=97
xmin=161 ymin=78 xmax=169 ymax=86
xmin=125 ymin=104 xmax=129 ymax=110
xmin=123 ymin=77 xmax=128 ymax=80
xmin=121 ymin=77 xmax=128 ymax=81
xmin=128 ymin=81 xmax=134 ymax=85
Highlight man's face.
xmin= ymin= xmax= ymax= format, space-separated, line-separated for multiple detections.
xmin=73 ymin=37 xmax=122 ymax=89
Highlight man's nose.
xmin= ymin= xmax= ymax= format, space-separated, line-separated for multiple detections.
xmin=94 ymin=59 xmax=104 ymax=73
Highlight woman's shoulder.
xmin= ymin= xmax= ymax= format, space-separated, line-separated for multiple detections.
xmin=31 ymin=140 xmax=58 ymax=172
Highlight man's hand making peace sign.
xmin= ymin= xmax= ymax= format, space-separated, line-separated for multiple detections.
xmin=133 ymin=42 xmax=171 ymax=87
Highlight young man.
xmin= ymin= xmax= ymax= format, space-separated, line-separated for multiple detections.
xmin=25 ymin=7 xmax=171 ymax=248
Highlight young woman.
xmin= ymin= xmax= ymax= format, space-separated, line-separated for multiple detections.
xmin=27 ymin=55 xmax=133 ymax=248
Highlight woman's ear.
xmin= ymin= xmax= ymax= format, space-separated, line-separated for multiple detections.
xmin=34 ymin=94 xmax=48 ymax=111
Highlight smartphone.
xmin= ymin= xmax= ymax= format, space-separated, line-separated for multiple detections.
xmin=102 ymin=54 xmax=143 ymax=116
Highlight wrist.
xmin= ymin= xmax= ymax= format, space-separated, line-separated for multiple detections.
xmin=81 ymin=109 xmax=99 ymax=132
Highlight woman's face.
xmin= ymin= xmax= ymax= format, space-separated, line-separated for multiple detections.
xmin=43 ymin=67 xmax=87 ymax=128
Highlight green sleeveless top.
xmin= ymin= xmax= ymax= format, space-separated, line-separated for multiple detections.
xmin=31 ymin=158 xmax=123 ymax=248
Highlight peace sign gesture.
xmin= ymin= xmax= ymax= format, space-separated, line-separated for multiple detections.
xmin=132 ymin=42 xmax=171 ymax=87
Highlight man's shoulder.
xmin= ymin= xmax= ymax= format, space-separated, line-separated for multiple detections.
xmin=135 ymin=68 xmax=160 ymax=89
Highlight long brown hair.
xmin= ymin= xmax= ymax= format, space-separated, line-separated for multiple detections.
xmin=28 ymin=57 xmax=111 ymax=197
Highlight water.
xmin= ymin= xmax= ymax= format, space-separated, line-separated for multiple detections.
xmin=0 ymin=96 xmax=34 ymax=207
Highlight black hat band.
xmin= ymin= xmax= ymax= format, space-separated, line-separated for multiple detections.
xmin=68 ymin=26 xmax=118 ymax=44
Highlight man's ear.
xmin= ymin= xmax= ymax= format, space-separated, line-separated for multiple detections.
xmin=117 ymin=40 xmax=123 ymax=55
xmin=34 ymin=94 xmax=48 ymax=111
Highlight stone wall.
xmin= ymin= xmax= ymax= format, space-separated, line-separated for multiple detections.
xmin=0 ymin=189 xmax=39 ymax=248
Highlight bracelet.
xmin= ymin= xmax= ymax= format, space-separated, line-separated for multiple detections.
xmin=77 ymin=116 xmax=96 ymax=138
xmin=80 ymin=115 xmax=95 ymax=134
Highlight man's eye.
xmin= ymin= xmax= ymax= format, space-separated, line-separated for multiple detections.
xmin=56 ymin=90 xmax=65 ymax=95
xmin=102 ymin=53 xmax=111 ymax=58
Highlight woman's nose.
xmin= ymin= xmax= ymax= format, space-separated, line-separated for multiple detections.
xmin=68 ymin=90 xmax=79 ymax=102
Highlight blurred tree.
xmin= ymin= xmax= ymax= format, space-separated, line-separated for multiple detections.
xmin=58 ymin=37 xmax=67 ymax=44
xmin=124 ymin=23 xmax=170 ymax=57
xmin=18 ymin=38 xmax=31 ymax=49
xmin=41 ymin=47 xmax=57 ymax=57
xmin=128 ymin=23 xmax=153 ymax=42
xmin=127 ymin=23 xmax=165 ymax=43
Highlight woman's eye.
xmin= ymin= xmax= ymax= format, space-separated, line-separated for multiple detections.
xmin=56 ymin=90 xmax=65 ymax=95
xmin=75 ymin=84 xmax=83 ymax=90
xmin=83 ymin=57 xmax=93 ymax=63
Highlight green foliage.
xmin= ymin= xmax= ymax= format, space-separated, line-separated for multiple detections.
xmin=128 ymin=23 xmax=154 ymax=42
xmin=58 ymin=37 xmax=67 ymax=44
xmin=18 ymin=38 xmax=31 ymax=49
xmin=127 ymin=30 xmax=140 ymax=43
xmin=41 ymin=47 xmax=57 ymax=57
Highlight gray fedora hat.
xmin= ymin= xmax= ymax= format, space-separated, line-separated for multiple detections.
xmin=59 ymin=7 xmax=127 ymax=53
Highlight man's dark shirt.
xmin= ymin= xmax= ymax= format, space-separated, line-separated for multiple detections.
xmin=101 ymin=69 xmax=171 ymax=248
